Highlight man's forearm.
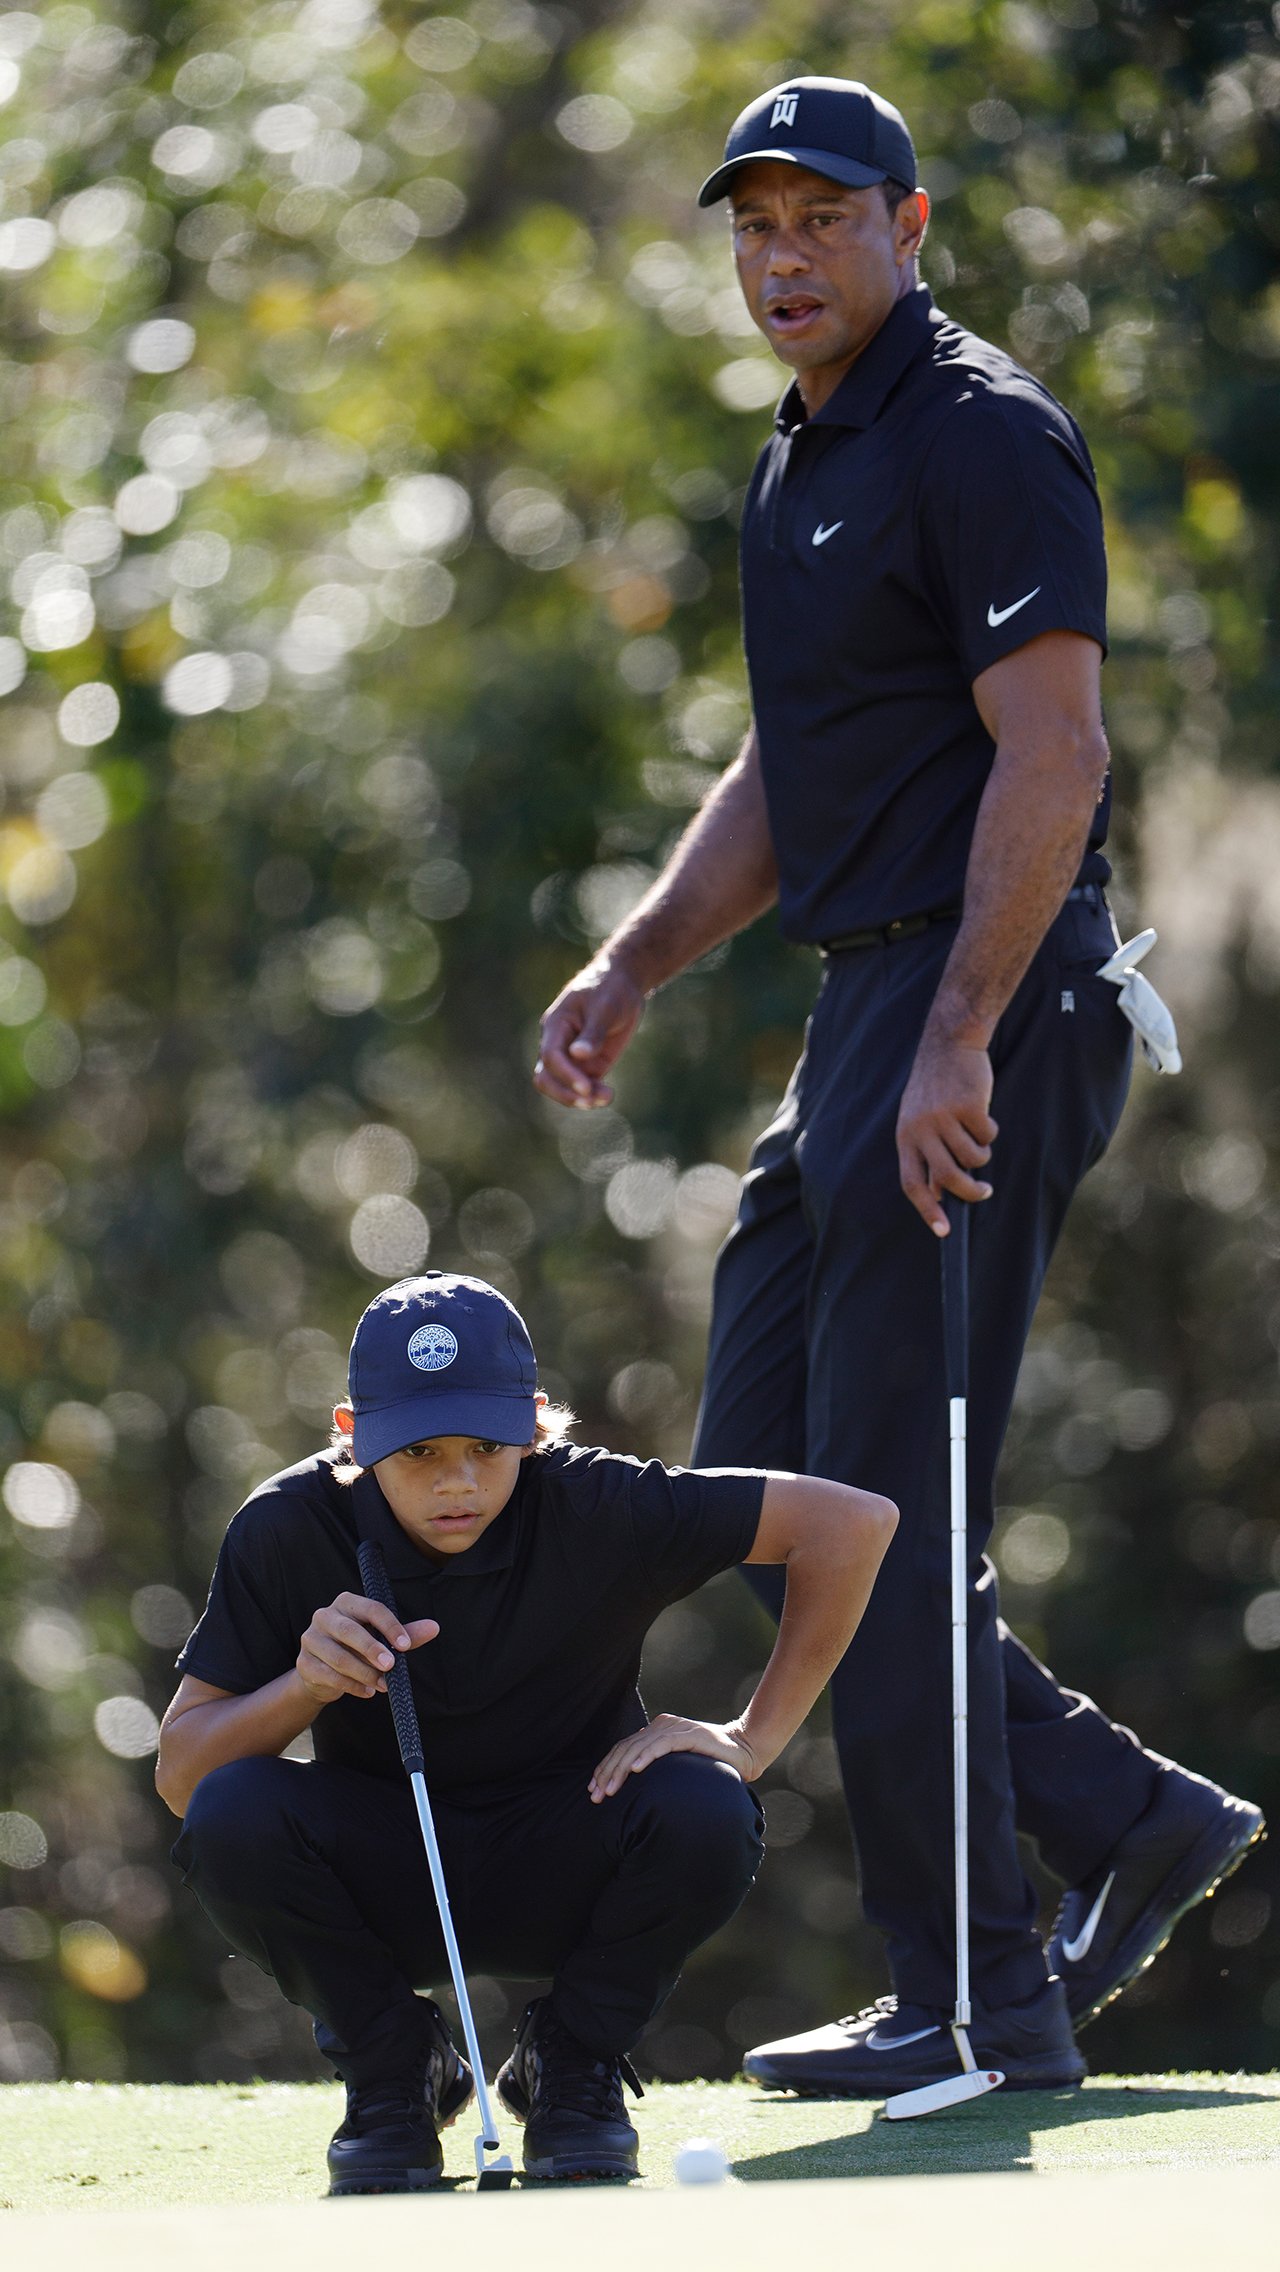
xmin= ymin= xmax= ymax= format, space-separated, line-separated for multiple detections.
xmin=927 ymin=724 xmax=1108 ymax=1048
xmin=603 ymin=729 xmax=778 ymax=994
xmin=156 ymin=1672 xmax=322 ymax=1817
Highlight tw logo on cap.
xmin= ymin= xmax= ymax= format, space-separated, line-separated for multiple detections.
xmin=770 ymin=91 xmax=799 ymax=129
xmin=407 ymin=1323 xmax=458 ymax=1372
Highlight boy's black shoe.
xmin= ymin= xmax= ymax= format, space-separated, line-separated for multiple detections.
xmin=742 ymin=1977 xmax=1084 ymax=2097
xmin=326 ymin=1998 xmax=473 ymax=2196
xmin=495 ymin=1997 xmax=643 ymax=2181
xmin=1048 ymin=1765 xmax=1265 ymax=2029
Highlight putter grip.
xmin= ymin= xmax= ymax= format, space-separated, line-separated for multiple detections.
xmin=941 ymin=1192 xmax=970 ymax=1401
xmin=357 ymin=1539 xmax=425 ymax=1777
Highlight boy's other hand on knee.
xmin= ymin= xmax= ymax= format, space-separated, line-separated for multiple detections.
xmin=296 ymin=1593 xmax=439 ymax=1706
xmin=589 ymin=1714 xmax=758 ymax=1802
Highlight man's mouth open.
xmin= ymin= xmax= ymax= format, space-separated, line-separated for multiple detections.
xmin=766 ymin=296 xmax=825 ymax=337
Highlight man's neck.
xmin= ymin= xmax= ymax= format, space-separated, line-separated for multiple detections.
xmin=794 ymin=263 xmax=918 ymax=419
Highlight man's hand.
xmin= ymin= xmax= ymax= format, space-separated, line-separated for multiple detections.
xmin=534 ymin=959 xmax=648 ymax=1110
xmin=533 ymin=734 xmax=778 ymax=1110
xmin=296 ymin=1592 xmax=439 ymax=1706
xmin=588 ymin=1713 xmax=758 ymax=1802
xmin=896 ymin=1029 xmax=997 ymax=1236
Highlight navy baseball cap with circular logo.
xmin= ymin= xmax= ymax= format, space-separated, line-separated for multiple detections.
xmin=698 ymin=76 xmax=918 ymax=208
xmin=348 ymin=1272 xmax=538 ymax=1464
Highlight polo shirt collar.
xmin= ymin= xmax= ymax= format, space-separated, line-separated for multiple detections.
xmin=349 ymin=1467 xmax=520 ymax=1581
xmin=775 ymin=282 xmax=938 ymax=434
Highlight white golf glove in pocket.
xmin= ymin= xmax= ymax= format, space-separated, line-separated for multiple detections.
xmin=1096 ymin=927 xmax=1182 ymax=1075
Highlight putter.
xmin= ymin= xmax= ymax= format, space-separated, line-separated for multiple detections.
xmin=884 ymin=1193 xmax=1004 ymax=2120
xmin=357 ymin=1537 xmax=516 ymax=2189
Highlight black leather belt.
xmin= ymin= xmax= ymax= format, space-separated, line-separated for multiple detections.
xmin=819 ymin=905 xmax=961 ymax=954
xmin=819 ymin=884 xmax=1103 ymax=957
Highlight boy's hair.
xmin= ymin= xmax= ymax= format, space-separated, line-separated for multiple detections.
xmin=329 ymin=1397 xmax=576 ymax=1481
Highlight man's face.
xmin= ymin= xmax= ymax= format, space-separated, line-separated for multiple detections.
xmin=373 ymin=1433 xmax=529 ymax=1557
xmin=729 ymin=162 xmax=928 ymax=402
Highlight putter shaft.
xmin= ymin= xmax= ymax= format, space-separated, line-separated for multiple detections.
xmin=884 ymin=1198 xmax=1003 ymax=2118
xmin=356 ymin=1539 xmax=512 ymax=2175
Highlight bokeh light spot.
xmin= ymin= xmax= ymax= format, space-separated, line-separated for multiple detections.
xmin=349 ymin=1193 xmax=430 ymax=1276
xmin=162 ymin=651 xmax=234 ymax=716
xmin=126 ymin=318 xmax=198 ymax=374
xmin=114 ymin=474 xmax=181 ymax=536
xmin=60 ymin=1921 xmax=148 ymax=2001
xmin=93 ymin=1696 xmax=161 ymax=1760
xmin=0 ymin=1813 xmax=48 ymax=1870
xmin=58 ymin=681 xmax=120 ymax=747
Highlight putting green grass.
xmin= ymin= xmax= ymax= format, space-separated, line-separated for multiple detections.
xmin=1 ymin=2073 xmax=1277 ymax=2214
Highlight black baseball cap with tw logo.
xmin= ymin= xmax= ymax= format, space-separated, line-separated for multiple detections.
xmin=347 ymin=1272 xmax=538 ymax=1465
xmin=698 ymin=76 xmax=918 ymax=209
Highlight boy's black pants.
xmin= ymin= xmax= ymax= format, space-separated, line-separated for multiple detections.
xmin=692 ymin=890 xmax=1160 ymax=2014
xmin=174 ymin=1751 xmax=762 ymax=2087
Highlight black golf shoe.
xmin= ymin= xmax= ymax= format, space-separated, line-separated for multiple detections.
xmin=326 ymin=1998 xmax=474 ymax=2196
xmin=743 ymin=1977 xmax=1084 ymax=2097
xmin=1048 ymin=1764 xmax=1265 ymax=2029
xmin=496 ymin=1997 xmax=642 ymax=2181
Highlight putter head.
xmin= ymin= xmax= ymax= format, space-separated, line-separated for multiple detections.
xmin=883 ymin=2066 xmax=1004 ymax=2120
xmin=1095 ymin=926 xmax=1157 ymax=985
xmin=474 ymin=2134 xmax=515 ymax=2188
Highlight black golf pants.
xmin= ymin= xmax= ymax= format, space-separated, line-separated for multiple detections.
xmin=174 ymin=1751 xmax=763 ymax=2087
xmin=692 ymin=890 xmax=1160 ymax=2013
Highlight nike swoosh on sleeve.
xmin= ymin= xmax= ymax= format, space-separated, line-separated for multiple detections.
xmin=1060 ymin=1870 xmax=1117 ymax=1964
xmin=987 ymin=586 xmax=1041 ymax=627
xmin=812 ymin=521 xmax=844 ymax=547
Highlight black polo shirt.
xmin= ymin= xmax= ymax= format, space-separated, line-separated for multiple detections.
xmin=176 ymin=1445 xmax=765 ymax=1798
xmin=740 ymin=283 xmax=1111 ymax=944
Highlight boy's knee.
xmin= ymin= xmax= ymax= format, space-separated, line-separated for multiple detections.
xmin=175 ymin=1757 xmax=297 ymax=1881
xmin=635 ymin=1754 xmax=764 ymax=1878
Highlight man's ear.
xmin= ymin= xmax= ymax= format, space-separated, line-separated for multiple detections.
xmin=333 ymin=1406 xmax=355 ymax=1436
xmin=896 ymin=187 xmax=929 ymax=262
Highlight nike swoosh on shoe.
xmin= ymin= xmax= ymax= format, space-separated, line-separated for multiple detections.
xmin=865 ymin=2023 xmax=944 ymax=2050
xmin=1060 ymin=1870 xmax=1116 ymax=1964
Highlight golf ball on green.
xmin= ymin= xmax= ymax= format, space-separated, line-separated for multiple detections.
xmin=674 ymin=2137 xmax=729 ymax=2185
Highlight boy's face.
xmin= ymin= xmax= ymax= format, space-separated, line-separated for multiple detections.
xmin=372 ymin=1432 xmax=532 ymax=1558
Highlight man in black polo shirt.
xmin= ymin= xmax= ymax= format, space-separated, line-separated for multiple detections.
xmin=535 ymin=78 xmax=1262 ymax=2094
xmin=157 ymin=1271 xmax=896 ymax=2185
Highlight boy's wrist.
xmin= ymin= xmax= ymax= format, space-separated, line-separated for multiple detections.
xmin=727 ymin=1713 xmax=772 ymax=1780
xmin=289 ymin=1665 xmax=328 ymax=1719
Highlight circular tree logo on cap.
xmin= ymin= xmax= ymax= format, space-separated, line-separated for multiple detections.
xmin=407 ymin=1323 xmax=458 ymax=1371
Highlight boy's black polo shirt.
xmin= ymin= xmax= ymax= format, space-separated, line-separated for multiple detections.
xmin=740 ymin=283 xmax=1111 ymax=945
xmin=177 ymin=1446 xmax=765 ymax=1798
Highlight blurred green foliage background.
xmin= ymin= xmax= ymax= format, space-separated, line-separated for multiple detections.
xmin=1 ymin=0 xmax=1279 ymax=2091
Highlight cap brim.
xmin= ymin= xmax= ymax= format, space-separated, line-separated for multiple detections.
xmin=353 ymin=1391 xmax=537 ymax=1465
xmin=698 ymin=147 xmax=890 ymax=208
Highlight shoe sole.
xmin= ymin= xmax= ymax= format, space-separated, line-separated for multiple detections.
xmin=328 ymin=2164 xmax=443 ymax=2195
xmin=743 ymin=2052 xmax=1084 ymax=2099
xmin=520 ymin=2153 xmax=638 ymax=2181
xmin=1062 ymin=1804 xmax=1266 ymax=2029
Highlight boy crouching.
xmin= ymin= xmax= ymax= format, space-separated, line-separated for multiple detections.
xmin=157 ymin=1272 xmax=895 ymax=2189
